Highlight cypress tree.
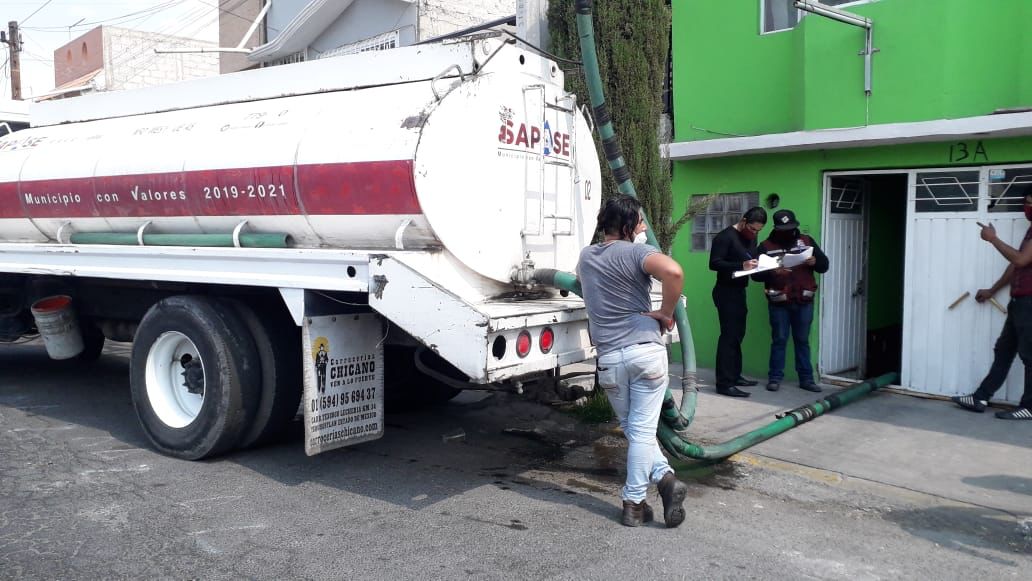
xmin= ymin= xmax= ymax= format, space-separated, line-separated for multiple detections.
xmin=548 ymin=0 xmax=674 ymax=251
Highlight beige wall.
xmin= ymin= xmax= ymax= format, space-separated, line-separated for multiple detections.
xmin=53 ymin=27 xmax=104 ymax=87
xmin=219 ymin=0 xmax=265 ymax=74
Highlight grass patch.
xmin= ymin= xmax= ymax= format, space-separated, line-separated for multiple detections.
xmin=566 ymin=389 xmax=614 ymax=424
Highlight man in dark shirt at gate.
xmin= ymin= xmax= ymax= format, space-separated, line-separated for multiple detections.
xmin=953 ymin=196 xmax=1032 ymax=420
xmin=709 ymin=207 xmax=767 ymax=397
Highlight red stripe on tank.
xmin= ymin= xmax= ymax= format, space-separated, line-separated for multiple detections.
xmin=0 ymin=160 xmax=421 ymax=219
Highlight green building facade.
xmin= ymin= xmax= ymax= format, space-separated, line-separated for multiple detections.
xmin=669 ymin=0 xmax=1032 ymax=403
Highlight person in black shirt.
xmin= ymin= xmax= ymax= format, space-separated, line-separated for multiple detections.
xmin=709 ymin=207 xmax=767 ymax=397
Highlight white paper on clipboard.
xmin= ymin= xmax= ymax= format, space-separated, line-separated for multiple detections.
xmin=781 ymin=247 xmax=813 ymax=268
xmin=733 ymin=253 xmax=780 ymax=278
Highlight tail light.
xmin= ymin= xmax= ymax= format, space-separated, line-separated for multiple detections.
xmin=516 ymin=330 xmax=532 ymax=358
xmin=539 ymin=327 xmax=554 ymax=354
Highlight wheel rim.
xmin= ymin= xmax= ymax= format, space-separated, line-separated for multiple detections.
xmin=145 ymin=331 xmax=205 ymax=428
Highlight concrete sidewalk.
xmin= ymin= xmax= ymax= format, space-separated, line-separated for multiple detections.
xmin=666 ymin=365 xmax=1032 ymax=516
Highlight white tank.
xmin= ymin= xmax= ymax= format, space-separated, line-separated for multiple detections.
xmin=0 ymin=38 xmax=602 ymax=283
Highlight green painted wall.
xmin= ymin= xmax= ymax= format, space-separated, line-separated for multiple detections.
xmin=673 ymin=0 xmax=1032 ymax=141
xmin=669 ymin=1 xmax=1032 ymax=378
xmin=671 ymin=136 xmax=1032 ymax=378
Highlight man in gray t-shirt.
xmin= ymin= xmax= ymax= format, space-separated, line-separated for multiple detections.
xmin=576 ymin=195 xmax=689 ymax=528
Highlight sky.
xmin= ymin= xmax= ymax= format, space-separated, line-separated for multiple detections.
xmin=2 ymin=0 xmax=221 ymax=99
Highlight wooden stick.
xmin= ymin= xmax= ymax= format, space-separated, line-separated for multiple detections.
xmin=947 ymin=291 xmax=970 ymax=310
xmin=988 ymin=297 xmax=1008 ymax=314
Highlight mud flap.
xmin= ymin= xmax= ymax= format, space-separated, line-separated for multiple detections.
xmin=302 ymin=313 xmax=385 ymax=456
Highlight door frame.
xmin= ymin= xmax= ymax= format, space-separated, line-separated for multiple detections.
xmin=821 ymin=163 xmax=1030 ymax=400
xmin=820 ymin=169 xmax=906 ymax=383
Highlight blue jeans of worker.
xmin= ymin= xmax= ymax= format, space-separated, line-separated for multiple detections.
xmin=597 ymin=342 xmax=673 ymax=503
xmin=768 ymin=302 xmax=815 ymax=384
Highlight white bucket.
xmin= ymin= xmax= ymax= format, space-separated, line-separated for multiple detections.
xmin=30 ymin=295 xmax=85 ymax=360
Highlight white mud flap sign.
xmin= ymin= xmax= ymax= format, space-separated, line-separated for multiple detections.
xmin=303 ymin=313 xmax=385 ymax=456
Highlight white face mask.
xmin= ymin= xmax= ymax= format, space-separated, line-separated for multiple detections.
xmin=633 ymin=232 xmax=648 ymax=245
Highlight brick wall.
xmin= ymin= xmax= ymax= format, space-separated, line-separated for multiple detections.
xmin=102 ymin=27 xmax=220 ymax=91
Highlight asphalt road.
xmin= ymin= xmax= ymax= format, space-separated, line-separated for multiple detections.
xmin=2 ymin=342 xmax=1029 ymax=580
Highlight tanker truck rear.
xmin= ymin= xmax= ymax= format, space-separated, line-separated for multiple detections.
xmin=0 ymin=36 xmax=634 ymax=459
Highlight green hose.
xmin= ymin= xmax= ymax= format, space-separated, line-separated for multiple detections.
xmin=70 ymin=232 xmax=292 ymax=248
xmin=573 ymin=0 xmax=696 ymax=432
xmin=566 ymin=0 xmax=889 ymax=461
xmin=657 ymin=373 xmax=898 ymax=460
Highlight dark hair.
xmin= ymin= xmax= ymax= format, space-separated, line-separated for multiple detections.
xmin=742 ymin=206 xmax=767 ymax=225
xmin=596 ymin=195 xmax=642 ymax=240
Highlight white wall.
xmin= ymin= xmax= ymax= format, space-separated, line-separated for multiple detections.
xmin=418 ymin=0 xmax=516 ymax=41
xmin=103 ymin=27 xmax=219 ymax=91
xmin=310 ymin=0 xmax=418 ymax=55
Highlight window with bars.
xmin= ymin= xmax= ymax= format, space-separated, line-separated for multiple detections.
xmin=691 ymin=192 xmax=760 ymax=252
xmin=988 ymin=167 xmax=1032 ymax=213
xmin=914 ymin=171 xmax=979 ymax=213
xmin=829 ymin=178 xmax=863 ymax=214
xmin=320 ymin=30 xmax=401 ymax=59
xmin=762 ymin=0 xmax=872 ymax=33
xmin=269 ymin=50 xmax=307 ymax=67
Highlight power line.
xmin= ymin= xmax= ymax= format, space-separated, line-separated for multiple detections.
xmin=22 ymin=1 xmax=185 ymax=32
xmin=21 ymin=0 xmax=55 ymax=25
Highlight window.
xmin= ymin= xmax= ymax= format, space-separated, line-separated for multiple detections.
xmin=762 ymin=0 xmax=872 ymax=34
xmin=988 ymin=167 xmax=1032 ymax=213
xmin=914 ymin=171 xmax=979 ymax=213
xmin=829 ymin=178 xmax=863 ymax=214
xmin=269 ymin=50 xmax=307 ymax=67
xmin=320 ymin=30 xmax=401 ymax=59
xmin=691 ymin=192 xmax=760 ymax=252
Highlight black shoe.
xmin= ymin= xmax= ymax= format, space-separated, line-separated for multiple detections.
xmin=735 ymin=376 xmax=759 ymax=387
xmin=995 ymin=407 xmax=1032 ymax=420
xmin=952 ymin=394 xmax=987 ymax=413
xmin=657 ymin=472 xmax=688 ymax=528
xmin=766 ymin=382 xmax=781 ymax=392
xmin=716 ymin=386 xmax=751 ymax=398
xmin=621 ymin=499 xmax=647 ymax=527
xmin=798 ymin=381 xmax=822 ymax=393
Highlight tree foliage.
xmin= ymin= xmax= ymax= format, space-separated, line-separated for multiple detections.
xmin=548 ymin=0 xmax=674 ymax=250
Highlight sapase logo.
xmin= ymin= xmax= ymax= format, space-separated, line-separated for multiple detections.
xmin=497 ymin=106 xmax=570 ymax=157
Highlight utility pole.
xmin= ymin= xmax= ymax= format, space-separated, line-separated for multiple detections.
xmin=1 ymin=21 xmax=23 ymax=100
xmin=516 ymin=0 xmax=550 ymax=50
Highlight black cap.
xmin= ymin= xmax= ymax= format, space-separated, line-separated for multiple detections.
xmin=772 ymin=209 xmax=799 ymax=231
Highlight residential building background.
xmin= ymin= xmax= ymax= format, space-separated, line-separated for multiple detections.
xmin=668 ymin=0 xmax=1032 ymax=404
xmin=50 ymin=25 xmax=219 ymax=98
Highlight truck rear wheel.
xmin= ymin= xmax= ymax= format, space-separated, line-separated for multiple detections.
xmin=226 ymin=299 xmax=302 ymax=449
xmin=384 ymin=346 xmax=462 ymax=410
xmin=130 ymin=296 xmax=260 ymax=460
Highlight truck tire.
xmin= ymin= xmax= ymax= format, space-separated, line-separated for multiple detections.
xmin=225 ymin=299 xmax=302 ymax=449
xmin=130 ymin=296 xmax=260 ymax=460
xmin=384 ymin=346 xmax=462 ymax=411
xmin=74 ymin=318 xmax=106 ymax=363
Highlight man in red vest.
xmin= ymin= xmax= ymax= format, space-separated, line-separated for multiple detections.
xmin=752 ymin=209 xmax=830 ymax=393
xmin=952 ymin=195 xmax=1032 ymax=420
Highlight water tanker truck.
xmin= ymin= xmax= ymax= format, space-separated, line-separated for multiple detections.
xmin=0 ymin=36 xmax=662 ymax=459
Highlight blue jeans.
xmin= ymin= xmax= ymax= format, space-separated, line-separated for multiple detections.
xmin=768 ymin=302 xmax=815 ymax=384
xmin=597 ymin=343 xmax=673 ymax=502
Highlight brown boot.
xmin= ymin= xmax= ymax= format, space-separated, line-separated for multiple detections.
xmin=658 ymin=472 xmax=688 ymax=528
xmin=642 ymin=501 xmax=654 ymax=523
xmin=621 ymin=500 xmax=647 ymax=527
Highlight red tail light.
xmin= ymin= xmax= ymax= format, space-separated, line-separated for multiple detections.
xmin=539 ymin=327 xmax=554 ymax=353
xmin=516 ymin=330 xmax=532 ymax=358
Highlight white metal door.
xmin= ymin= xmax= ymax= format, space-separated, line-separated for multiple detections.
xmin=901 ymin=166 xmax=1028 ymax=404
xmin=820 ymin=177 xmax=868 ymax=377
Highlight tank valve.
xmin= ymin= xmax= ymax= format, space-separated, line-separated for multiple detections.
xmin=510 ymin=258 xmax=537 ymax=291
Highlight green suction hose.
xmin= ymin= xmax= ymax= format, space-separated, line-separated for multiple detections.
xmin=572 ymin=0 xmax=696 ymax=432
xmin=657 ymin=373 xmax=898 ymax=460
xmin=70 ymin=232 xmax=291 ymax=248
xmin=555 ymin=0 xmax=890 ymax=461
